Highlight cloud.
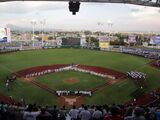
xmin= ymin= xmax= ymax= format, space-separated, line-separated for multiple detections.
xmin=0 ymin=2 xmax=160 ymax=31
xmin=35 ymin=2 xmax=67 ymax=11
xmin=128 ymin=5 xmax=160 ymax=17
xmin=0 ymin=1 xmax=67 ymax=14
xmin=130 ymin=8 xmax=141 ymax=12
xmin=0 ymin=2 xmax=32 ymax=14
xmin=0 ymin=1 xmax=110 ymax=14
xmin=125 ymin=4 xmax=160 ymax=28
xmin=122 ymin=5 xmax=160 ymax=31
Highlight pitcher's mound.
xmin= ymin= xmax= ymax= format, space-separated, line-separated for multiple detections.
xmin=64 ymin=78 xmax=78 ymax=84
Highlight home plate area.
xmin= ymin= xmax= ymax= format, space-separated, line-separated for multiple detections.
xmin=58 ymin=96 xmax=84 ymax=107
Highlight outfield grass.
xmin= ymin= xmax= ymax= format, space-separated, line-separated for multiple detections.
xmin=0 ymin=48 xmax=159 ymax=105
xmin=0 ymin=49 xmax=149 ymax=72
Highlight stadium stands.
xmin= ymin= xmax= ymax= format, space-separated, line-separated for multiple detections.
xmin=0 ymin=46 xmax=19 ymax=54
xmin=1 ymin=99 xmax=160 ymax=120
xmin=121 ymin=47 xmax=160 ymax=59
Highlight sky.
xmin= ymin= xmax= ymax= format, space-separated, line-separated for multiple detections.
xmin=0 ymin=1 xmax=160 ymax=32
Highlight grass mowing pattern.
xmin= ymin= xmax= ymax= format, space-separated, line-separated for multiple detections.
xmin=0 ymin=48 xmax=159 ymax=105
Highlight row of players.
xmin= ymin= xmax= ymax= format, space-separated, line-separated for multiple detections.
xmin=25 ymin=69 xmax=52 ymax=78
xmin=55 ymin=90 xmax=92 ymax=96
xmin=127 ymin=71 xmax=146 ymax=79
xmin=25 ymin=65 xmax=114 ymax=79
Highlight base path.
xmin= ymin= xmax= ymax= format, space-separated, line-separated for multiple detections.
xmin=0 ymin=93 xmax=17 ymax=104
xmin=21 ymin=77 xmax=56 ymax=94
xmin=126 ymin=88 xmax=160 ymax=106
xmin=148 ymin=60 xmax=160 ymax=69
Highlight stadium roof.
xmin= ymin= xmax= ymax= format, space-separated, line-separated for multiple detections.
xmin=0 ymin=0 xmax=160 ymax=7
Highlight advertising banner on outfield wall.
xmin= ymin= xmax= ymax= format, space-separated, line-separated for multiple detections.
xmin=150 ymin=36 xmax=160 ymax=45
xmin=99 ymin=41 xmax=109 ymax=48
xmin=0 ymin=27 xmax=11 ymax=42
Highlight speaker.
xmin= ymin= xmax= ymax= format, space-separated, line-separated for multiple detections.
xmin=69 ymin=1 xmax=80 ymax=15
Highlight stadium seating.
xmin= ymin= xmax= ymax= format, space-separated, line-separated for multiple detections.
xmin=1 ymin=98 xmax=160 ymax=120
xmin=121 ymin=47 xmax=160 ymax=59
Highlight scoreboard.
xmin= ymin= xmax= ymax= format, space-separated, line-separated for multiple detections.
xmin=99 ymin=41 xmax=109 ymax=48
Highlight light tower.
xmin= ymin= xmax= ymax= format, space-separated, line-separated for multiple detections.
xmin=40 ymin=19 xmax=46 ymax=47
xmin=30 ymin=19 xmax=37 ymax=49
xmin=97 ymin=21 xmax=113 ymax=51
xmin=107 ymin=20 xmax=113 ymax=42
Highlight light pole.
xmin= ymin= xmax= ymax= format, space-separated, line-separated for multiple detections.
xmin=107 ymin=20 xmax=113 ymax=42
xmin=97 ymin=22 xmax=104 ymax=36
xmin=107 ymin=20 xmax=113 ymax=51
xmin=40 ymin=19 xmax=46 ymax=47
xmin=30 ymin=19 xmax=37 ymax=49
xmin=97 ymin=21 xmax=113 ymax=40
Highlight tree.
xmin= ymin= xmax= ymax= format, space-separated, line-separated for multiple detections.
xmin=36 ymin=37 xmax=42 ymax=41
xmin=110 ymin=40 xmax=125 ymax=45
xmin=48 ymin=36 xmax=53 ymax=40
xmin=84 ymin=31 xmax=92 ymax=35
xmin=34 ymin=31 xmax=40 ymax=35
xmin=86 ymin=36 xmax=99 ymax=47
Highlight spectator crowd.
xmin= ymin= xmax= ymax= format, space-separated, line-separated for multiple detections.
xmin=2 ymin=102 xmax=160 ymax=120
xmin=121 ymin=47 xmax=160 ymax=60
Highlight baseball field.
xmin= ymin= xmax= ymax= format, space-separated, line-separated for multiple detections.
xmin=0 ymin=48 xmax=159 ymax=106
